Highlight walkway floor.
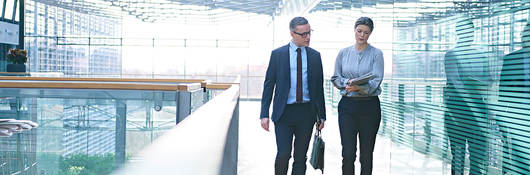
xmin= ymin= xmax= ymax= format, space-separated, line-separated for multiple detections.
xmin=238 ymin=101 xmax=451 ymax=175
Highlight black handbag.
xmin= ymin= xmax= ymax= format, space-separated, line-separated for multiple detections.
xmin=309 ymin=121 xmax=325 ymax=173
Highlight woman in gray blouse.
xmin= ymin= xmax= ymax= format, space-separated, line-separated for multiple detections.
xmin=330 ymin=17 xmax=384 ymax=175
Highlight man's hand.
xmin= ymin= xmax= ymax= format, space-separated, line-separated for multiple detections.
xmin=346 ymin=84 xmax=360 ymax=92
xmin=261 ymin=118 xmax=270 ymax=132
xmin=317 ymin=120 xmax=325 ymax=130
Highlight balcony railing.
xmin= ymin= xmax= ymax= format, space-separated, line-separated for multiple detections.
xmin=0 ymin=76 xmax=239 ymax=175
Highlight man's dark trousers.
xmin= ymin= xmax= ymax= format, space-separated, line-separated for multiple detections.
xmin=274 ymin=103 xmax=316 ymax=175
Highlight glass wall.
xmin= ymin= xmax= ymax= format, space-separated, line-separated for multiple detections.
xmin=24 ymin=0 xmax=122 ymax=75
xmin=22 ymin=0 xmax=273 ymax=98
xmin=315 ymin=0 xmax=529 ymax=174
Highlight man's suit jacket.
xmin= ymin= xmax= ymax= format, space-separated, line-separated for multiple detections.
xmin=260 ymin=44 xmax=326 ymax=122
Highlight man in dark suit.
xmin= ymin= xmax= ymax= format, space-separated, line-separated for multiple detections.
xmin=498 ymin=20 xmax=530 ymax=175
xmin=260 ymin=16 xmax=326 ymax=175
xmin=443 ymin=18 xmax=490 ymax=175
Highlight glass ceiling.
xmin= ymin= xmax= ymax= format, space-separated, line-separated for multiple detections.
xmin=33 ymin=0 xmax=283 ymax=23
xmin=31 ymin=0 xmax=526 ymax=24
xmin=311 ymin=0 xmax=525 ymax=26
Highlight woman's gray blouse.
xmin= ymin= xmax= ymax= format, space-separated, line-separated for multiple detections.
xmin=331 ymin=44 xmax=384 ymax=97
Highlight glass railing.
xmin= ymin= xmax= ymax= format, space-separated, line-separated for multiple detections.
xmin=0 ymin=77 xmax=218 ymax=175
xmin=113 ymin=84 xmax=239 ymax=175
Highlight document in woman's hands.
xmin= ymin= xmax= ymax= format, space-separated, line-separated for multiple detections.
xmin=347 ymin=73 xmax=374 ymax=85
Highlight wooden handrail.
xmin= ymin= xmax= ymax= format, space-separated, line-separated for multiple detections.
xmin=0 ymin=81 xmax=198 ymax=91
xmin=204 ymin=75 xmax=240 ymax=90
xmin=0 ymin=76 xmax=210 ymax=88
xmin=0 ymin=80 xmax=201 ymax=91
xmin=0 ymin=76 xmax=247 ymax=91
xmin=205 ymin=83 xmax=238 ymax=90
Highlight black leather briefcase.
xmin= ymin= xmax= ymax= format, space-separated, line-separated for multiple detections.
xmin=309 ymin=124 xmax=324 ymax=173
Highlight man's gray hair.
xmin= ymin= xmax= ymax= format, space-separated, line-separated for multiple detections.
xmin=289 ymin=17 xmax=309 ymax=31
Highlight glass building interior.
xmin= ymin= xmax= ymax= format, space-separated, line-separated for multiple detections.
xmin=0 ymin=0 xmax=529 ymax=174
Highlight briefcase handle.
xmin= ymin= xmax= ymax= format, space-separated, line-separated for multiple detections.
xmin=315 ymin=119 xmax=322 ymax=136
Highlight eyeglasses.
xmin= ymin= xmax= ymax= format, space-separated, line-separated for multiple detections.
xmin=293 ymin=30 xmax=313 ymax=38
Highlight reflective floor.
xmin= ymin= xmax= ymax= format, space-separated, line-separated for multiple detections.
xmin=238 ymin=101 xmax=450 ymax=175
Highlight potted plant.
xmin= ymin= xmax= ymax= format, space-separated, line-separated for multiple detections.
xmin=6 ymin=48 xmax=27 ymax=72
